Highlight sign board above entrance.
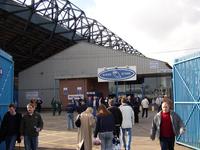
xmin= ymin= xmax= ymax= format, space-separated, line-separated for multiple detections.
xmin=98 ymin=66 xmax=136 ymax=82
xmin=68 ymin=94 xmax=84 ymax=100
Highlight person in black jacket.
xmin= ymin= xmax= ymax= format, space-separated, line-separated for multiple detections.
xmin=36 ymin=98 xmax=43 ymax=113
xmin=20 ymin=103 xmax=43 ymax=150
xmin=0 ymin=103 xmax=22 ymax=150
xmin=94 ymin=104 xmax=115 ymax=150
xmin=77 ymin=100 xmax=87 ymax=114
xmin=132 ymin=96 xmax=141 ymax=123
xmin=107 ymin=99 xmax=123 ymax=138
xmin=66 ymin=101 xmax=75 ymax=130
xmin=127 ymin=95 xmax=140 ymax=123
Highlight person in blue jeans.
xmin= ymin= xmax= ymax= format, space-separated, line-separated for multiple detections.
xmin=20 ymin=103 xmax=43 ymax=150
xmin=66 ymin=101 xmax=75 ymax=129
xmin=119 ymin=97 xmax=135 ymax=150
xmin=0 ymin=103 xmax=22 ymax=150
xmin=94 ymin=104 xmax=115 ymax=150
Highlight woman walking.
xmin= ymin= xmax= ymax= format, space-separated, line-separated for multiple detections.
xmin=94 ymin=104 xmax=115 ymax=150
xmin=77 ymin=107 xmax=95 ymax=150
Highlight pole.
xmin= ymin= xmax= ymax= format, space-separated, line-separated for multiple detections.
xmin=116 ymin=81 xmax=118 ymax=99
xmin=53 ymin=79 xmax=56 ymax=99
xmin=141 ymin=83 xmax=144 ymax=99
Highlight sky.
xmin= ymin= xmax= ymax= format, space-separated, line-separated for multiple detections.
xmin=69 ymin=0 xmax=200 ymax=65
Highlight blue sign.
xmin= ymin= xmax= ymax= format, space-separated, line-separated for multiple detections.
xmin=98 ymin=68 xmax=136 ymax=81
xmin=63 ymin=87 xmax=68 ymax=96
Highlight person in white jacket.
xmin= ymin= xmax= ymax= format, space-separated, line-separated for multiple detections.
xmin=141 ymin=96 xmax=149 ymax=118
xmin=119 ymin=97 xmax=134 ymax=150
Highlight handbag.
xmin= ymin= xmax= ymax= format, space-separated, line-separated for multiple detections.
xmin=113 ymin=136 xmax=120 ymax=145
xmin=113 ymin=136 xmax=120 ymax=150
xmin=93 ymin=138 xmax=101 ymax=145
xmin=75 ymin=114 xmax=81 ymax=127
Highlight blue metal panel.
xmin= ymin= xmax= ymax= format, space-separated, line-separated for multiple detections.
xmin=173 ymin=53 xmax=200 ymax=150
xmin=0 ymin=49 xmax=14 ymax=150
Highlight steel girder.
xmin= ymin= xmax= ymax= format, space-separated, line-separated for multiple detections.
xmin=4 ymin=0 xmax=145 ymax=56
xmin=0 ymin=0 xmax=75 ymax=75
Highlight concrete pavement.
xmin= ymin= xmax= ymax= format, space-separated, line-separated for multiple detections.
xmin=17 ymin=110 xmax=191 ymax=150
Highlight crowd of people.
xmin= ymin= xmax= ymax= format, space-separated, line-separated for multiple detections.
xmin=63 ymin=95 xmax=140 ymax=150
xmin=73 ymin=95 xmax=138 ymax=150
xmin=0 ymin=94 xmax=185 ymax=150
xmin=72 ymin=95 xmax=185 ymax=150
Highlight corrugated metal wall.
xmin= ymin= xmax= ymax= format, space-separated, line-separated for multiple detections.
xmin=19 ymin=42 xmax=171 ymax=107
xmin=173 ymin=53 xmax=200 ymax=150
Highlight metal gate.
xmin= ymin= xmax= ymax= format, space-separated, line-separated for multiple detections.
xmin=173 ymin=53 xmax=200 ymax=150
xmin=0 ymin=49 xmax=14 ymax=149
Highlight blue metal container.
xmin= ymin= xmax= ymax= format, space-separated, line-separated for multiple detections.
xmin=0 ymin=49 xmax=14 ymax=149
xmin=173 ymin=52 xmax=200 ymax=150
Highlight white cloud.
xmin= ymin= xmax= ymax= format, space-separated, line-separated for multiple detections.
xmin=70 ymin=0 xmax=200 ymax=65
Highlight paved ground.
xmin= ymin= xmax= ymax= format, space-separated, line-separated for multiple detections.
xmin=16 ymin=110 xmax=192 ymax=150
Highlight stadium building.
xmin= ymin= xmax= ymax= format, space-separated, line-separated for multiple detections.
xmin=0 ymin=0 xmax=172 ymax=108
xmin=18 ymin=41 xmax=172 ymax=107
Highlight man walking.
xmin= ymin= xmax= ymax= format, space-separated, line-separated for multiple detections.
xmin=20 ymin=103 xmax=43 ymax=150
xmin=0 ymin=104 xmax=22 ymax=150
xmin=119 ymin=97 xmax=134 ymax=150
xmin=66 ymin=100 xmax=75 ymax=130
xmin=141 ymin=96 xmax=149 ymax=118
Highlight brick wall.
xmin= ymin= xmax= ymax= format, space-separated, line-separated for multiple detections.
xmin=59 ymin=78 xmax=108 ymax=107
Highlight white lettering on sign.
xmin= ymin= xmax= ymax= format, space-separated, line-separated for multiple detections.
xmin=68 ymin=94 xmax=84 ymax=100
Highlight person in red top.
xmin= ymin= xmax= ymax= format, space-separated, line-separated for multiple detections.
xmin=160 ymin=111 xmax=174 ymax=138
xmin=150 ymin=99 xmax=185 ymax=150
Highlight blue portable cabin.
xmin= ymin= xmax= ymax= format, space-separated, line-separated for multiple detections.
xmin=173 ymin=52 xmax=200 ymax=150
xmin=0 ymin=49 xmax=14 ymax=149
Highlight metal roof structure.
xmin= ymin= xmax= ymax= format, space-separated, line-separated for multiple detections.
xmin=0 ymin=0 xmax=145 ymax=75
